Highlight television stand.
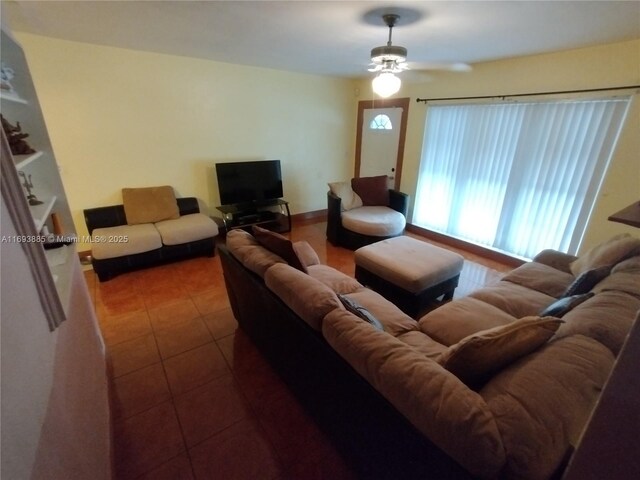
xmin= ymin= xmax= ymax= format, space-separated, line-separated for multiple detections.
xmin=216 ymin=199 xmax=291 ymax=234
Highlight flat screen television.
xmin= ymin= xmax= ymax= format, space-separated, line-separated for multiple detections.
xmin=215 ymin=160 xmax=283 ymax=206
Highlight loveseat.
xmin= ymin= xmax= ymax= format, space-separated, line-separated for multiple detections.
xmin=84 ymin=186 xmax=218 ymax=281
xmin=220 ymin=229 xmax=640 ymax=479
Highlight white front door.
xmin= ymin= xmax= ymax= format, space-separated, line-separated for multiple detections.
xmin=360 ymin=107 xmax=403 ymax=179
xmin=354 ymin=98 xmax=409 ymax=190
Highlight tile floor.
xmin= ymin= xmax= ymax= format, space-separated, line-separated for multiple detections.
xmin=83 ymin=221 xmax=512 ymax=479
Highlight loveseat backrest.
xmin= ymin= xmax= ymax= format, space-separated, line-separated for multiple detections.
xmin=84 ymin=197 xmax=200 ymax=233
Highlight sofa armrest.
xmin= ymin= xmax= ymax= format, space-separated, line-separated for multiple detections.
xmin=84 ymin=205 xmax=128 ymax=234
xmin=326 ymin=191 xmax=342 ymax=244
xmin=533 ymin=249 xmax=578 ymax=274
xmin=389 ymin=189 xmax=409 ymax=216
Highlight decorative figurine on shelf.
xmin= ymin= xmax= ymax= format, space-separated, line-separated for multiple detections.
xmin=18 ymin=170 xmax=43 ymax=205
xmin=0 ymin=62 xmax=15 ymax=92
xmin=1 ymin=114 xmax=36 ymax=155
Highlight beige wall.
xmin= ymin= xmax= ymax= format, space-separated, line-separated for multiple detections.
xmin=358 ymin=39 xmax=640 ymax=253
xmin=17 ymin=32 xmax=639 ymax=255
xmin=16 ymin=33 xmax=357 ymax=251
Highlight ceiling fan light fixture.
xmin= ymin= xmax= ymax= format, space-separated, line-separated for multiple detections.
xmin=372 ymin=72 xmax=401 ymax=98
xmin=370 ymin=45 xmax=407 ymax=64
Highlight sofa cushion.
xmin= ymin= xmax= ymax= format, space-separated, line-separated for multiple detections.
xmin=419 ymin=297 xmax=517 ymax=346
xmin=322 ymin=309 xmax=506 ymax=479
xmin=539 ymin=292 xmax=594 ymax=317
xmin=91 ymin=223 xmax=162 ymax=260
xmin=501 ymin=261 xmax=574 ymax=298
xmin=338 ymin=294 xmax=384 ymax=331
xmin=480 ymin=335 xmax=614 ymax=480
xmin=122 ymin=186 xmax=180 ymax=225
xmin=592 ymin=256 xmax=640 ymax=299
xmin=437 ymin=316 xmax=563 ymax=387
xmin=154 ymin=213 xmax=218 ymax=246
xmin=561 ymin=265 xmax=611 ymax=297
xmin=293 ymin=241 xmax=321 ymax=267
xmin=555 ymin=290 xmax=640 ymax=355
xmin=226 ymin=229 xmax=285 ymax=277
xmin=342 ymin=288 xmax=418 ymax=337
xmin=469 ymin=282 xmax=556 ymax=319
xmin=307 ymin=265 xmax=363 ymax=295
xmin=252 ymin=226 xmax=306 ymax=273
xmin=570 ymin=234 xmax=640 ymax=276
xmin=395 ymin=331 xmax=447 ymax=360
xmin=351 ymin=175 xmax=390 ymax=206
xmin=265 ymin=263 xmax=342 ymax=331
xmin=328 ymin=181 xmax=363 ymax=211
xmin=341 ymin=206 xmax=406 ymax=237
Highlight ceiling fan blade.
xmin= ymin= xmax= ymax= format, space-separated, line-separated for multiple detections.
xmin=408 ymin=62 xmax=473 ymax=72
xmin=402 ymin=70 xmax=435 ymax=83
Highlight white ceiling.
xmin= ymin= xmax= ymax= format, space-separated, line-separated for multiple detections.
xmin=4 ymin=1 xmax=640 ymax=78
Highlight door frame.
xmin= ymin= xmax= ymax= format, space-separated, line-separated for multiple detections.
xmin=354 ymin=97 xmax=410 ymax=191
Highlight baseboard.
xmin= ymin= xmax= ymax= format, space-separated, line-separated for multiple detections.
xmin=405 ymin=224 xmax=525 ymax=268
xmin=78 ymin=249 xmax=92 ymax=262
xmin=291 ymin=208 xmax=327 ymax=226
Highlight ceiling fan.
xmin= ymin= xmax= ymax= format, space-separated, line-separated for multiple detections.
xmin=367 ymin=11 xmax=471 ymax=97
xmin=368 ymin=13 xmax=407 ymax=97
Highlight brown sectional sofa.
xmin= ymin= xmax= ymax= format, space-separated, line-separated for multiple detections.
xmin=219 ymin=229 xmax=640 ymax=479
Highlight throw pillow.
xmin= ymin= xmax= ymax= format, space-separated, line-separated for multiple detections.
xmin=351 ymin=175 xmax=390 ymax=206
xmin=122 ymin=186 xmax=180 ymax=225
xmin=562 ymin=265 xmax=612 ymax=297
xmin=539 ymin=292 xmax=594 ymax=317
xmin=570 ymin=234 xmax=640 ymax=276
xmin=338 ymin=294 xmax=384 ymax=331
xmin=252 ymin=225 xmax=307 ymax=273
xmin=328 ymin=181 xmax=363 ymax=211
xmin=437 ymin=316 xmax=563 ymax=387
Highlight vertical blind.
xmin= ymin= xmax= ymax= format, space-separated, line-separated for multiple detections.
xmin=413 ymin=96 xmax=631 ymax=259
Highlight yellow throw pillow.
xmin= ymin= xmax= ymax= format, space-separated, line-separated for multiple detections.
xmin=122 ymin=186 xmax=180 ymax=225
xmin=437 ymin=316 xmax=563 ymax=387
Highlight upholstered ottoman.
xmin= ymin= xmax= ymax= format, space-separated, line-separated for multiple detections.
xmin=355 ymin=236 xmax=464 ymax=318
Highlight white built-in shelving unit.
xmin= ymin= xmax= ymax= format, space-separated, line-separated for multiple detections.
xmin=1 ymin=28 xmax=77 ymax=314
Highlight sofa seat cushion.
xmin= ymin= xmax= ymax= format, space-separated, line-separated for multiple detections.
xmin=470 ymin=282 xmax=556 ymax=319
xmin=91 ymin=223 xmax=162 ymax=260
xmin=265 ymin=263 xmax=342 ymax=331
xmin=501 ymin=261 xmax=574 ymax=298
xmin=307 ymin=264 xmax=363 ymax=294
xmin=395 ymin=331 xmax=447 ymax=360
xmin=341 ymin=288 xmax=418 ymax=337
xmin=322 ymin=309 xmax=506 ymax=479
xmin=554 ymin=290 xmax=640 ymax=355
xmin=480 ymin=335 xmax=614 ymax=480
xmin=226 ymin=229 xmax=285 ymax=277
xmin=419 ymin=297 xmax=517 ymax=346
xmin=154 ymin=213 xmax=218 ymax=246
xmin=341 ymin=206 xmax=405 ymax=237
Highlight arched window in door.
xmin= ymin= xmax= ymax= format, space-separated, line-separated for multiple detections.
xmin=369 ymin=114 xmax=393 ymax=130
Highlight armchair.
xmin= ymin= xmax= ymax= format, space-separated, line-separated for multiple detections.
xmin=326 ymin=175 xmax=409 ymax=250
